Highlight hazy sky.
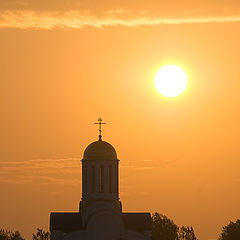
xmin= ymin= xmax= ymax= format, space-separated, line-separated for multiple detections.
xmin=0 ymin=1 xmax=240 ymax=240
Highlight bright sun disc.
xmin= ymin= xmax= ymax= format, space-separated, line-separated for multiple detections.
xmin=154 ymin=65 xmax=188 ymax=97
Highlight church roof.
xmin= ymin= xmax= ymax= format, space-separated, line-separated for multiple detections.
xmin=50 ymin=213 xmax=82 ymax=232
xmin=50 ymin=212 xmax=152 ymax=233
xmin=122 ymin=213 xmax=152 ymax=232
xmin=82 ymin=139 xmax=118 ymax=161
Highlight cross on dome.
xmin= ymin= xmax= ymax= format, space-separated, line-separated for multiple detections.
xmin=94 ymin=118 xmax=106 ymax=141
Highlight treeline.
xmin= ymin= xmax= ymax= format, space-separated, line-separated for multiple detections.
xmin=152 ymin=213 xmax=240 ymax=240
xmin=1 ymin=214 xmax=240 ymax=240
xmin=0 ymin=229 xmax=49 ymax=240
xmin=152 ymin=212 xmax=197 ymax=240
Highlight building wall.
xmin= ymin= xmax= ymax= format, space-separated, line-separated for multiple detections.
xmin=51 ymin=229 xmax=150 ymax=240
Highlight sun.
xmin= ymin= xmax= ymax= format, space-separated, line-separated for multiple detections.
xmin=154 ymin=65 xmax=188 ymax=97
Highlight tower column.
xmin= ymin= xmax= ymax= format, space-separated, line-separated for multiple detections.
xmin=95 ymin=165 xmax=100 ymax=193
xmin=104 ymin=165 xmax=109 ymax=193
xmin=113 ymin=163 xmax=119 ymax=195
xmin=87 ymin=165 xmax=92 ymax=194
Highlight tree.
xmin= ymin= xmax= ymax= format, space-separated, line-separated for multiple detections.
xmin=219 ymin=219 xmax=240 ymax=240
xmin=152 ymin=212 xmax=179 ymax=240
xmin=178 ymin=226 xmax=198 ymax=240
xmin=0 ymin=230 xmax=25 ymax=240
xmin=32 ymin=229 xmax=50 ymax=240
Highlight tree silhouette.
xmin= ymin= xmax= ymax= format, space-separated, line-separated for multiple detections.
xmin=32 ymin=229 xmax=50 ymax=240
xmin=178 ymin=226 xmax=198 ymax=240
xmin=152 ymin=212 xmax=179 ymax=240
xmin=219 ymin=219 xmax=240 ymax=240
xmin=0 ymin=230 xmax=24 ymax=240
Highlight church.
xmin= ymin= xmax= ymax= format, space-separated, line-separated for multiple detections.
xmin=50 ymin=119 xmax=152 ymax=240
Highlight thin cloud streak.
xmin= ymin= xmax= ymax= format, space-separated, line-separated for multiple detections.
xmin=0 ymin=158 xmax=81 ymax=185
xmin=0 ymin=157 xmax=166 ymax=185
xmin=0 ymin=10 xmax=240 ymax=29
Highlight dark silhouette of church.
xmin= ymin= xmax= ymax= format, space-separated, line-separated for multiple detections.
xmin=50 ymin=119 xmax=151 ymax=240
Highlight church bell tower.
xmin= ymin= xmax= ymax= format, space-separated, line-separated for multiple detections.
xmin=79 ymin=118 xmax=122 ymax=217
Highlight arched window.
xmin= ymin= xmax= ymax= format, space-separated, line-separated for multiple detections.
xmin=100 ymin=166 xmax=104 ymax=193
xmin=91 ymin=166 xmax=95 ymax=193
xmin=109 ymin=165 xmax=112 ymax=193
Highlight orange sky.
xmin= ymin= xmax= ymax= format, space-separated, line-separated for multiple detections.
xmin=0 ymin=1 xmax=240 ymax=240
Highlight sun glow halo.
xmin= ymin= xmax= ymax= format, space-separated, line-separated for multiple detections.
xmin=154 ymin=65 xmax=188 ymax=97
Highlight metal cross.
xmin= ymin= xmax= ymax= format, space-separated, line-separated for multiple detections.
xmin=94 ymin=118 xmax=106 ymax=140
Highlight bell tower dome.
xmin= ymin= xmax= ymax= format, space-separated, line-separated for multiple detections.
xmin=80 ymin=118 xmax=120 ymax=203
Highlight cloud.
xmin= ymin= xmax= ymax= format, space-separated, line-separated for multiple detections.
xmin=141 ymin=158 xmax=153 ymax=162
xmin=133 ymin=166 xmax=156 ymax=170
xmin=0 ymin=158 xmax=81 ymax=185
xmin=140 ymin=192 xmax=149 ymax=196
xmin=1 ymin=0 xmax=240 ymax=12
xmin=0 ymin=157 xmax=159 ymax=185
xmin=120 ymin=157 xmax=175 ymax=171
xmin=0 ymin=10 xmax=240 ymax=30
